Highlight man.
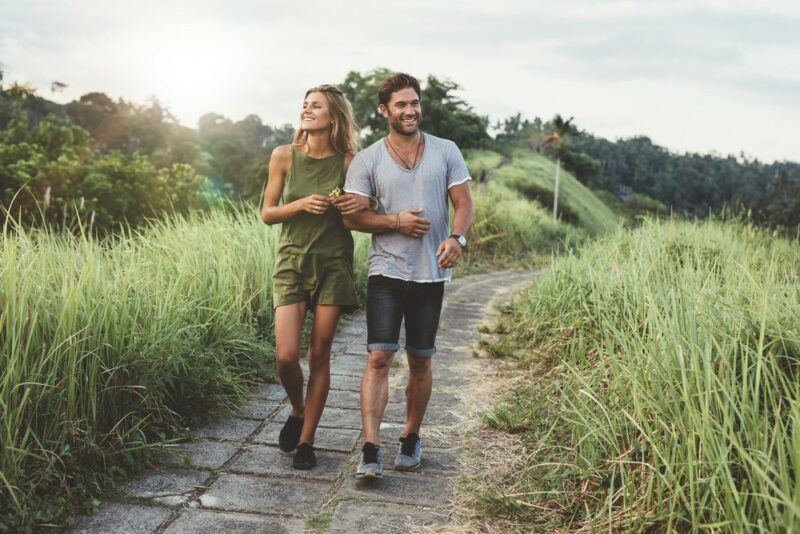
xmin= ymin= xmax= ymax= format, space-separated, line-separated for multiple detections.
xmin=342 ymin=73 xmax=473 ymax=478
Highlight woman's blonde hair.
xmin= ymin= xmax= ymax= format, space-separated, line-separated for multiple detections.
xmin=292 ymin=84 xmax=358 ymax=155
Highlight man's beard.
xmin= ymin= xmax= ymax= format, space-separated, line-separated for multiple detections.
xmin=390 ymin=114 xmax=420 ymax=136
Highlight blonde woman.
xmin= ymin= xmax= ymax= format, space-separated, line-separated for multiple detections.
xmin=261 ymin=85 xmax=372 ymax=469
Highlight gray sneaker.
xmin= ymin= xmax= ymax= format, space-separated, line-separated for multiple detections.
xmin=356 ymin=443 xmax=383 ymax=479
xmin=394 ymin=433 xmax=421 ymax=471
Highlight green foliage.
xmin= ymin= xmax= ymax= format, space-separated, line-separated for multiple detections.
xmin=473 ymin=219 xmax=800 ymax=530
xmin=0 ymin=207 xmax=371 ymax=530
xmin=0 ymin=103 xmax=214 ymax=233
xmin=570 ymin=133 xmax=800 ymax=230
xmin=341 ymin=68 xmax=490 ymax=148
xmin=197 ymin=113 xmax=294 ymax=199
xmin=594 ymin=189 xmax=669 ymax=226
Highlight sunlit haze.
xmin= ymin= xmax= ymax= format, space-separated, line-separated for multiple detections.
xmin=2 ymin=0 xmax=799 ymax=161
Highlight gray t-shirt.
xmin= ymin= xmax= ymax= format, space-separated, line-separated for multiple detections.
xmin=344 ymin=133 xmax=471 ymax=282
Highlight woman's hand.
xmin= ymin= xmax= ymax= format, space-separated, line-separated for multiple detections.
xmin=296 ymin=194 xmax=332 ymax=215
xmin=333 ymin=193 xmax=371 ymax=215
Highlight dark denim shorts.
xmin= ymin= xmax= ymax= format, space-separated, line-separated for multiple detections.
xmin=366 ymin=275 xmax=445 ymax=358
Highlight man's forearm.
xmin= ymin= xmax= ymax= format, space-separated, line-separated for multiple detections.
xmin=451 ymin=202 xmax=473 ymax=237
xmin=343 ymin=211 xmax=397 ymax=234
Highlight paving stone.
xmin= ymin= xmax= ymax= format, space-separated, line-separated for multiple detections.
xmin=249 ymin=382 xmax=287 ymax=401
xmin=229 ymin=444 xmax=349 ymax=480
xmin=199 ymin=474 xmax=329 ymax=516
xmin=382 ymin=402 xmax=458 ymax=426
xmin=379 ymin=423 xmax=457 ymax=449
xmin=70 ymin=503 xmax=171 ymax=533
xmin=254 ymin=421 xmax=360 ymax=452
xmin=273 ymin=404 xmax=362 ymax=429
xmin=154 ymin=440 xmax=240 ymax=470
xmin=119 ymin=468 xmax=208 ymax=499
xmin=153 ymin=494 xmax=188 ymax=506
xmin=385 ymin=448 xmax=461 ymax=473
xmin=164 ymin=509 xmax=304 ymax=533
xmin=338 ymin=471 xmax=454 ymax=507
xmin=330 ymin=373 xmax=362 ymax=391
xmin=192 ymin=418 xmax=261 ymax=442
xmin=234 ymin=400 xmax=282 ymax=420
xmin=325 ymin=388 xmax=360 ymax=408
xmin=388 ymin=388 xmax=459 ymax=407
xmin=328 ymin=500 xmax=446 ymax=533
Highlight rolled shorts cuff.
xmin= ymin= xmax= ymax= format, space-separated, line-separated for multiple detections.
xmin=367 ymin=342 xmax=400 ymax=353
xmin=405 ymin=345 xmax=436 ymax=358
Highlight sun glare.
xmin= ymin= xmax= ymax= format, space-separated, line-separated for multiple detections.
xmin=149 ymin=42 xmax=242 ymax=120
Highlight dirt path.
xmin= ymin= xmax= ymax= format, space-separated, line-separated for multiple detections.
xmin=71 ymin=270 xmax=535 ymax=533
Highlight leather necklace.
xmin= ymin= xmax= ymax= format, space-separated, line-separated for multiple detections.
xmin=385 ymin=133 xmax=424 ymax=170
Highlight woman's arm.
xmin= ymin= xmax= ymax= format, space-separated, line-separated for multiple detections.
xmin=261 ymin=145 xmax=331 ymax=225
xmin=333 ymin=153 xmax=378 ymax=215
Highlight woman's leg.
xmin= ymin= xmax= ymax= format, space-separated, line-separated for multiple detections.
xmin=274 ymin=301 xmax=308 ymax=417
xmin=299 ymin=305 xmax=341 ymax=445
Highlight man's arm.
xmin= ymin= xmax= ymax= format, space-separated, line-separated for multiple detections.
xmin=343 ymin=208 xmax=432 ymax=236
xmin=341 ymin=210 xmax=396 ymax=233
xmin=435 ymin=182 xmax=473 ymax=268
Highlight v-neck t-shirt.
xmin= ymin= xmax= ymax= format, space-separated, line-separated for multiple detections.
xmin=344 ymin=133 xmax=471 ymax=282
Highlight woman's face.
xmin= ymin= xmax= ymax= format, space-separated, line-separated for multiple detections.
xmin=300 ymin=92 xmax=333 ymax=132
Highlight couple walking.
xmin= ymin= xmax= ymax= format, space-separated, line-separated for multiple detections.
xmin=260 ymin=72 xmax=473 ymax=477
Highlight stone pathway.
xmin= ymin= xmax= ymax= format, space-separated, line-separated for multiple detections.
xmin=71 ymin=270 xmax=534 ymax=533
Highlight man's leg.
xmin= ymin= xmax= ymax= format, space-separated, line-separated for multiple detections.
xmin=401 ymin=280 xmax=444 ymax=437
xmin=402 ymin=354 xmax=432 ymax=437
xmin=361 ymin=349 xmax=395 ymax=445
xmin=361 ymin=275 xmax=404 ymax=446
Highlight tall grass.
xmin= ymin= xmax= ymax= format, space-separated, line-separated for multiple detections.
xmin=0 ymin=206 xmax=369 ymax=530
xmin=476 ymin=219 xmax=800 ymax=531
xmin=465 ymin=181 xmax=583 ymax=270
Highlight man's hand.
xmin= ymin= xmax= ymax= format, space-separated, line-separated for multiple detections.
xmin=332 ymin=193 xmax=370 ymax=215
xmin=435 ymin=237 xmax=463 ymax=268
xmin=398 ymin=209 xmax=431 ymax=238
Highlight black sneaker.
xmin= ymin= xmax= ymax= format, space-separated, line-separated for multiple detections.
xmin=278 ymin=415 xmax=304 ymax=454
xmin=292 ymin=443 xmax=317 ymax=470
xmin=355 ymin=442 xmax=383 ymax=478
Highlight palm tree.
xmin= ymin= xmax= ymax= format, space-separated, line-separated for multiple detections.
xmin=544 ymin=115 xmax=575 ymax=222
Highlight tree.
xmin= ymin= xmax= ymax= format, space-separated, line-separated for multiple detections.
xmin=543 ymin=115 xmax=577 ymax=222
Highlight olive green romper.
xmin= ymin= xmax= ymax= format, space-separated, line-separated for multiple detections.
xmin=272 ymin=148 xmax=359 ymax=313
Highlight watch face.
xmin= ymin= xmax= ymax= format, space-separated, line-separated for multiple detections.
xmin=457 ymin=236 xmax=467 ymax=247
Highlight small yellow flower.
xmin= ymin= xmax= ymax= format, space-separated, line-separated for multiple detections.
xmin=329 ymin=187 xmax=342 ymax=199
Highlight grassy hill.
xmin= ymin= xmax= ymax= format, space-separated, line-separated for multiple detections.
xmin=461 ymin=148 xmax=618 ymax=271
xmin=495 ymin=148 xmax=619 ymax=235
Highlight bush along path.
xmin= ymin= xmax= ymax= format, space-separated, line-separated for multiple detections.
xmin=70 ymin=270 xmax=535 ymax=533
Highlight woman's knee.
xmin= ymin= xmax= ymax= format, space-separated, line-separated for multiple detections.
xmin=275 ymin=349 xmax=300 ymax=372
xmin=307 ymin=346 xmax=331 ymax=373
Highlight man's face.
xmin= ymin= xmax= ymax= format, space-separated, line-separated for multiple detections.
xmin=380 ymin=87 xmax=422 ymax=136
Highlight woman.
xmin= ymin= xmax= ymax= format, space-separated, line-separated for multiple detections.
xmin=260 ymin=84 xmax=372 ymax=469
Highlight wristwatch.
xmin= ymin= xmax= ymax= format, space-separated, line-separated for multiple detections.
xmin=449 ymin=234 xmax=467 ymax=248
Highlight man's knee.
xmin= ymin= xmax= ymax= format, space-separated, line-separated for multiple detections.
xmin=407 ymin=354 xmax=432 ymax=374
xmin=367 ymin=350 xmax=395 ymax=373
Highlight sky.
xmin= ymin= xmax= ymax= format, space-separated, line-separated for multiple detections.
xmin=1 ymin=0 xmax=799 ymax=162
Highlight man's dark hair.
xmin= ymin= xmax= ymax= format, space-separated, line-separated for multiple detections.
xmin=378 ymin=73 xmax=421 ymax=106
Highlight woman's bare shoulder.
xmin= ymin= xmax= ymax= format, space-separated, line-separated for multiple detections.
xmin=343 ymin=151 xmax=355 ymax=170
